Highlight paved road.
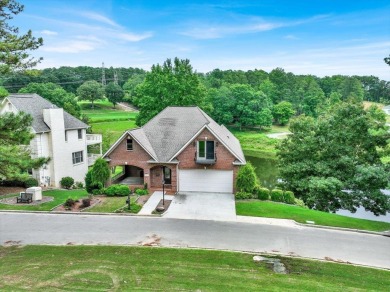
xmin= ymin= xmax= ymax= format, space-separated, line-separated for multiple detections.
xmin=1 ymin=212 xmax=389 ymax=269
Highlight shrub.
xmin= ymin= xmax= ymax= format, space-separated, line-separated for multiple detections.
xmin=294 ymin=198 xmax=308 ymax=208
xmin=235 ymin=191 xmax=254 ymax=200
xmin=0 ymin=178 xmax=38 ymax=188
xmin=257 ymin=187 xmax=270 ymax=200
xmin=75 ymin=181 xmax=84 ymax=189
xmin=104 ymin=184 xmax=130 ymax=196
xmin=24 ymin=178 xmax=38 ymax=188
xmin=81 ymin=198 xmax=91 ymax=208
xmin=283 ymin=191 xmax=295 ymax=204
xmin=144 ymin=183 xmax=148 ymax=190
xmin=236 ymin=162 xmax=258 ymax=193
xmin=92 ymin=188 xmax=103 ymax=195
xmin=60 ymin=177 xmax=74 ymax=189
xmin=270 ymin=189 xmax=284 ymax=202
xmin=85 ymin=170 xmax=94 ymax=193
xmin=64 ymin=198 xmax=75 ymax=208
xmin=135 ymin=188 xmax=148 ymax=196
xmin=91 ymin=158 xmax=110 ymax=186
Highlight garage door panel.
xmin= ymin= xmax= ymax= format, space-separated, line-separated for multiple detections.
xmin=179 ymin=169 xmax=233 ymax=193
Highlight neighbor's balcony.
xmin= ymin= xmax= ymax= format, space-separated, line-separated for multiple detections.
xmin=88 ymin=153 xmax=101 ymax=166
xmin=86 ymin=134 xmax=102 ymax=145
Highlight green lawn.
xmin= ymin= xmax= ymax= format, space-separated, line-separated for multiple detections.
xmin=236 ymin=201 xmax=390 ymax=232
xmin=85 ymin=196 xmax=139 ymax=213
xmin=90 ymin=120 xmax=137 ymax=139
xmin=230 ymin=129 xmax=279 ymax=157
xmin=0 ymin=245 xmax=389 ymax=291
xmin=0 ymin=190 xmax=87 ymax=211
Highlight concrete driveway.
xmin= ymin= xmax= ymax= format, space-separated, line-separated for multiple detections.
xmin=163 ymin=192 xmax=236 ymax=221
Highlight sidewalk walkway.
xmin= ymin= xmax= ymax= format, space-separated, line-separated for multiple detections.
xmin=138 ymin=191 xmax=174 ymax=215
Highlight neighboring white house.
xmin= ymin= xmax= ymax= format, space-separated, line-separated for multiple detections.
xmin=383 ymin=105 xmax=390 ymax=115
xmin=0 ymin=93 xmax=102 ymax=187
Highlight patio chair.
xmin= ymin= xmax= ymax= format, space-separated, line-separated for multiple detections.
xmin=17 ymin=192 xmax=33 ymax=204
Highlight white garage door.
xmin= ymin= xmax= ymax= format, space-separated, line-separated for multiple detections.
xmin=179 ymin=169 xmax=233 ymax=193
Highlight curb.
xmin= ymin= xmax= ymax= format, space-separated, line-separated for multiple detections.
xmin=0 ymin=209 xmax=161 ymax=217
xmin=294 ymin=221 xmax=390 ymax=237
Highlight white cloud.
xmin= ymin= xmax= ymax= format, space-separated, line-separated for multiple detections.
xmin=42 ymin=40 xmax=99 ymax=53
xmin=179 ymin=14 xmax=329 ymax=39
xmin=284 ymin=34 xmax=299 ymax=40
xmin=79 ymin=11 xmax=121 ymax=28
xmin=114 ymin=32 xmax=153 ymax=42
xmin=40 ymin=30 xmax=58 ymax=36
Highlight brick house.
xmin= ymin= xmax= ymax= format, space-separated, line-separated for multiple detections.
xmin=103 ymin=106 xmax=246 ymax=193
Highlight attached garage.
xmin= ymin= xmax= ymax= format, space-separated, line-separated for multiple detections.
xmin=178 ymin=169 xmax=233 ymax=193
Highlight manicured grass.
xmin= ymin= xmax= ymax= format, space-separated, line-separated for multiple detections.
xmin=0 ymin=245 xmax=389 ymax=291
xmin=90 ymin=120 xmax=137 ymax=139
xmin=236 ymin=201 xmax=390 ymax=232
xmin=78 ymin=99 xmax=115 ymax=110
xmin=267 ymin=124 xmax=290 ymax=133
xmin=230 ymin=129 xmax=279 ymax=155
xmin=0 ymin=189 xmax=87 ymax=211
xmin=83 ymin=110 xmax=138 ymax=123
xmin=85 ymin=196 xmax=139 ymax=213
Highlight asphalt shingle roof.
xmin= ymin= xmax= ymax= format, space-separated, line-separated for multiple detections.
xmin=7 ymin=93 xmax=88 ymax=133
xmin=126 ymin=106 xmax=246 ymax=163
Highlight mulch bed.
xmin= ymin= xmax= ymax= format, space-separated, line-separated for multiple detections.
xmin=136 ymin=194 xmax=151 ymax=206
xmin=0 ymin=195 xmax=53 ymax=205
xmin=53 ymin=198 xmax=101 ymax=212
xmin=0 ymin=187 xmax=25 ymax=197
xmin=155 ymin=199 xmax=172 ymax=214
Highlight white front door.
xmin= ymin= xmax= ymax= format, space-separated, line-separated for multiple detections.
xmin=178 ymin=169 xmax=233 ymax=193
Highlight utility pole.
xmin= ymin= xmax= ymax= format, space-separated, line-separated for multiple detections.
xmin=101 ymin=62 xmax=106 ymax=86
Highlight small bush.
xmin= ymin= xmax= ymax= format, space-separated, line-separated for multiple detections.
xmin=294 ymin=198 xmax=308 ymax=208
xmin=257 ymin=187 xmax=270 ymax=200
xmin=74 ymin=181 xmax=84 ymax=189
xmin=271 ymin=189 xmax=284 ymax=202
xmin=64 ymin=198 xmax=75 ymax=208
xmin=60 ymin=177 xmax=74 ymax=189
xmin=81 ymin=198 xmax=91 ymax=208
xmin=143 ymin=183 xmax=148 ymax=190
xmin=135 ymin=188 xmax=148 ymax=196
xmin=104 ymin=184 xmax=130 ymax=196
xmin=85 ymin=170 xmax=94 ymax=193
xmin=235 ymin=191 xmax=254 ymax=200
xmin=283 ymin=191 xmax=295 ymax=204
xmin=24 ymin=178 xmax=38 ymax=188
xmin=92 ymin=188 xmax=103 ymax=195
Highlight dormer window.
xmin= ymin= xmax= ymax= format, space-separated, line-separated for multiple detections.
xmin=197 ymin=141 xmax=215 ymax=160
xmin=8 ymin=103 xmax=12 ymax=111
xmin=126 ymin=139 xmax=133 ymax=151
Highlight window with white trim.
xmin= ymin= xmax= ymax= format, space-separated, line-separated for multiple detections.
xmin=197 ymin=141 xmax=215 ymax=159
xmin=65 ymin=130 xmax=68 ymax=142
xmin=72 ymin=151 xmax=84 ymax=164
xmin=126 ymin=139 xmax=133 ymax=151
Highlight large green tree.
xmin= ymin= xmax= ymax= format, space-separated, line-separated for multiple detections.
xmin=272 ymin=101 xmax=295 ymax=125
xmin=0 ymin=112 xmax=48 ymax=180
xmin=135 ymin=58 xmax=208 ymax=126
xmin=105 ymin=82 xmax=124 ymax=108
xmin=19 ymin=82 xmax=81 ymax=117
xmin=77 ymin=80 xmax=104 ymax=109
xmin=277 ymin=101 xmax=390 ymax=215
xmin=0 ymin=0 xmax=43 ymax=74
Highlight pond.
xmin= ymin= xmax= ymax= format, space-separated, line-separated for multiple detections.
xmin=245 ymin=153 xmax=390 ymax=223
xmin=245 ymin=154 xmax=279 ymax=190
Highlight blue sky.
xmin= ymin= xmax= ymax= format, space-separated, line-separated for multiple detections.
xmin=13 ymin=0 xmax=390 ymax=79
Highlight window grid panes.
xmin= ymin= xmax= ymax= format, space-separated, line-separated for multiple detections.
xmin=72 ymin=151 xmax=83 ymax=164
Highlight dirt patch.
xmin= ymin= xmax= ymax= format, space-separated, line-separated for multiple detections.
xmin=0 ymin=187 xmax=25 ymax=196
xmin=53 ymin=198 xmax=101 ymax=212
xmin=155 ymin=199 xmax=172 ymax=214
xmin=0 ymin=195 xmax=53 ymax=205
xmin=138 ymin=234 xmax=161 ymax=246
